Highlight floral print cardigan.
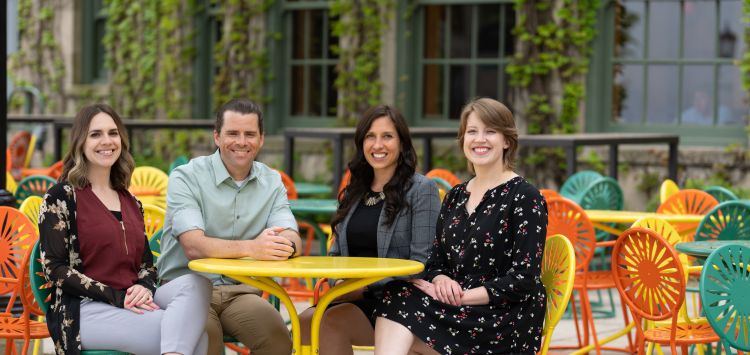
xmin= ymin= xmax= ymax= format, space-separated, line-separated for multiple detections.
xmin=38 ymin=182 xmax=157 ymax=355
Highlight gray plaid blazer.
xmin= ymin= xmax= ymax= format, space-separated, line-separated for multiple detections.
xmin=329 ymin=173 xmax=442 ymax=291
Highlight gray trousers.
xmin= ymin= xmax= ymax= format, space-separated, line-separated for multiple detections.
xmin=80 ymin=274 xmax=211 ymax=355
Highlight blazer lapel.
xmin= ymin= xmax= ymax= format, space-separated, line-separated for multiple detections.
xmin=337 ymin=201 xmax=360 ymax=256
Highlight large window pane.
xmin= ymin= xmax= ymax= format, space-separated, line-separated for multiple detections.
xmin=719 ymin=1 xmax=744 ymax=59
xmin=501 ymin=4 xmax=515 ymax=56
xmin=648 ymin=2 xmax=679 ymax=58
xmin=291 ymin=65 xmax=306 ymax=115
xmin=614 ymin=1 xmax=644 ymax=58
xmin=718 ymin=65 xmax=747 ymax=126
xmin=424 ymin=6 xmax=445 ymax=59
xmin=477 ymin=4 xmax=500 ymax=58
xmin=326 ymin=65 xmax=338 ymax=116
xmin=309 ymin=65 xmax=322 ymax=115
xmin=646 ymin=65 xmax=679 ymax=124
xmin=680 ymin=65 xmax=714 ymax=125
xmin=449 ymin=5 xmax=472 ymax=58
xmin=476 ymin=65 xmax=499 ymax=99
xmin=612 ymin=64 xmax=644 ymax=123
xmin=449 ymin=65 xmax=470 ymax=119
xmin=423 ymin=64 xmax=444 ymax=118
xmin=309 ymin=10 xmax=324 ymax=59
xmin=292 ymin=11 xmax=306 ymax=59
xmin=683 ymin=1 xmax=716 ymax=58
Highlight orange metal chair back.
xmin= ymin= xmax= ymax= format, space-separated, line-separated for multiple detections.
xmin=425 ymin=168 xmax=461 ymax=187
xmin=8 ymin=131 xmax=32 ymax=180
xmin=337 ymin=170 xmax=351 ymax=198
xmin=657 ymin=189 xmax=718 ymax=240
xmin=612 ymin=227 xmax=718 ymax=354
xmin=546 ymin=197 xmax=597 ymax=272
xmin=275 ymin=170 xmax=298 ymax=200
xmin=0 ymin=206 xmax=48 ymax=353
xmin=540 ymin=189 xmax=560 ymax=201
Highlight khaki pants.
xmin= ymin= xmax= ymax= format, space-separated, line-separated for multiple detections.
xmin=207 ymin=284 xmax=291 ymax=355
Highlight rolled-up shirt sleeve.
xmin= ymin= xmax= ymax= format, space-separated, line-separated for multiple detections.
xmin=266 ymin=180 xmax=298 ymax=232
xmin=168 ymin=168 xmax=206 ymax=237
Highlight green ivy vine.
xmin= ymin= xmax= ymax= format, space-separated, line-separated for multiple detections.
xmin=8 ymin=0 xmax=67 ymax=113
xmin=506 ymin=0 xmax=600 ymax=184
xmin=212 ymin=0 xmax=274 ymax=109
xmin=330 ymin=0 xmax=394 ymax=126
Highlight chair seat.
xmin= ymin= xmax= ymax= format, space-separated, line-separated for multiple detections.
xmin=0 ymin=316 xmax=48 ymax=339
xmin=573 ymin=270 xmax=616 ymax=290
xmin=644 ymin=322 xmax=719 ymax=344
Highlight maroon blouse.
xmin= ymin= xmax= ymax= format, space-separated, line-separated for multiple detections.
xmin=75 ymin=186 xmax=147 ymax=290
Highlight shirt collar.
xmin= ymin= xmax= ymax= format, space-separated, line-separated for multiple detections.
xmin=210 ymin=149 xmax=259 ymax=187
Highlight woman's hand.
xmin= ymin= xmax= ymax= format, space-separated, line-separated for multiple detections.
xmin=124 ymin=284 xmax=160 ymax=314
xmin=432 ymin=275 xmax=464 ymax=306
xmin=410 ymin=279 xmax=438 ymax=300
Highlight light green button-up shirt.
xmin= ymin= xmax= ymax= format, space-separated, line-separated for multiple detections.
xmin=156 ymin=150 xmax=298 ymax=284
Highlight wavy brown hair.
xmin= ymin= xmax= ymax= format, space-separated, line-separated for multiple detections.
xmin=331 ymin=105 xmax=417 ymax=232
xmin=458 ymin=98 xmax=518 ymax=174
xmin=60 ymin=104 xmax=135 ymax=189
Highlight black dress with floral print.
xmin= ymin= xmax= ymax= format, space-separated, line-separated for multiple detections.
xmin=376 ymin=176 xmax=547 ymax=354
xmin=38 ymin=182 xmax=157 ymax=355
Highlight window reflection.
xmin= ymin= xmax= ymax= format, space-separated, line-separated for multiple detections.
xmin=646 ymin=65 xmax=678 ymax=124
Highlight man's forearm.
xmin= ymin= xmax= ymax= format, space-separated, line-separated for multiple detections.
xmin=179 ymin=230 xmax=254 ymax=260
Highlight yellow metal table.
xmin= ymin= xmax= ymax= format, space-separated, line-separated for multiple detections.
xmin=584 ymin=210 xmax=705 ymax=235
xmin=188 ymin=256 xmax=424 ymax=355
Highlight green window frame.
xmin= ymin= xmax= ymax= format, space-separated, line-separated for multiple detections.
xmin=80 ymin=0 xmax=107 ymax=84
xmin=192 ymin=1 xmax=222 ymax=119
xmin=399 ymin=0 xmax=515 ymax=126
xmin=271 ymin=0 xmax=338 ymax=128
xmin=586 ymin=0 xmax=747 ymax=146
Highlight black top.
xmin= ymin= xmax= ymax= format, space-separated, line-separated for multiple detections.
xmin=346 ymin=199 xmax=383 ymax=257
xmin=110 ymin=210 xmax=123 ymax=221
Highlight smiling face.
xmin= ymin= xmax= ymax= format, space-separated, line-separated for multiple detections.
xmin=462 ymin=112 xmax=509 ymax=171
xmin=214 ymin=110 xmax=264 ymax=180
xmin=83 ymin=112 xmax=122 ymax=172
xmin=363 ymin=116 xmax=401 ymax=177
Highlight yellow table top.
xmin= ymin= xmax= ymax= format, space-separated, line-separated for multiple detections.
xmin=585 ymin=210 xmax=705 ymax=224
xmin=188 ymin=256 xmax=424 ymax=279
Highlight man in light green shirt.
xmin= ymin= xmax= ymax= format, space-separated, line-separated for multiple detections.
xmin=157 ymin=98 xmax=301 ymax=355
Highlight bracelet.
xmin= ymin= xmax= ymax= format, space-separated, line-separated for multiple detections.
xmin=289 ymin=240 xmax=297 ymax=257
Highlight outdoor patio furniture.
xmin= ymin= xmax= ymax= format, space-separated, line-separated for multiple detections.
xmin=546 ymin=197 xmax=633 ymax=353
xmin=657 ymin=189 xmax=719 ymax=240
xmin=19 ymin=195 xmax=43 ymax=233
xmin=425 ymin=168 xmax=461 ymax=187
xmin=539 ymin=234 xmax=576 ymax=355
xmin=14 ymin=175 xmax=56 ymax=207
xmin=0 ymin=207 xmax=48 ymax=355
xmin=703 ymin=185 xmax=738 ymax=203
xmin=142 ymin=203 xmax=166 ymax=241
xmin=129 ymin=166 xmax=168 ymax=210
xmin=612 ymin=227 xmax=718 ymax=355
xmin=5 ymin=172 xmax=16 ymax=195
xmin=21 ymin=160 xmax=63 ymax=180
xmin=700 ymin=243 xmax=750 ymax=353
xmin=560 ymin=170 xmax=602 ymax=199
xmin=660 ymin=179 xmax=680 ymax=205
xmin=168 ymin=155 xmax=189 ymax=175
xmin=694 ymin=201 xmax=750 ymax=242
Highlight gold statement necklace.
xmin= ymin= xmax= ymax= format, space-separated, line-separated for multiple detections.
xmin=363 ymin=191 xmax=386 ymax=206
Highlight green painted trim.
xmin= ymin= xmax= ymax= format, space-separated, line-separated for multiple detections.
xmin=80 ymin=0 xmax=106 ymax=84
xmin=192 ymin=1 xmax=211 ymax=118
xmin=266 ymin=1 xmax=283 ymax=134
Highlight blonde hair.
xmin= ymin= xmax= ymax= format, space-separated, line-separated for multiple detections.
xmin=61 ymin=104 xmax=135 ymax=189
xmin=458 ymin=98 xmax=518 ymax=173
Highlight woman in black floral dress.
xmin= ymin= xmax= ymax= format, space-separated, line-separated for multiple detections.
xmin=374 ymin=98 xmax=548 ymax=355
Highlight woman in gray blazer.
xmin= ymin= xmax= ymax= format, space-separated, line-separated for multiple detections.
xmin=298 ymin=104 xmax=442 ymax=354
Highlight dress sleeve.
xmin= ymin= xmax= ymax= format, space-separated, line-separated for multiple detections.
xmin=133 ymin=198 xmax=158 ymax=294
xmin=484 ymin=187 xmax=547 ymax=305
xmin=38 ymin=184 xmax=127 ymax=307
xmin=424 ymin=188 xmax=456 ymax=281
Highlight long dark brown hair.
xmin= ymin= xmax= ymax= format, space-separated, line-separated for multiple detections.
xmin=60 ymin=104 xmax=135 ymax=189
xmin=331 ymin=105 xmax=417 ymax=233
